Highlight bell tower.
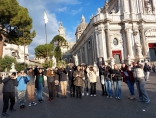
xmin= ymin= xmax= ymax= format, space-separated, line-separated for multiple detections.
xmin=58 ymin=22 xmax=66 ymax=39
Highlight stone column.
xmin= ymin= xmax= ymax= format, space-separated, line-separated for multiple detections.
xmin=97 ymin=29 xmax=104 ymax=58
xmin=130 ymin=0 xmax=135 ymax=19
xmin=152 ymin=0 xmax=155 ymax=13
xmin=95 ymin=31 xmax=100 ymax=57
xmin=125 ymin=28 xmax=132 ymax=57
xmin=105 ymin=29 xmax=112 ymax=58
xmin=140 ymin=28 xmax=147 ymax=56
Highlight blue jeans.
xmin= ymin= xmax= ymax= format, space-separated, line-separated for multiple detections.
xmin=105 ymin=80 xmax=113 ymax=97
xmin=114 ymin=81 xmax=122 ymax=98
xmin=126 ymin=76 xmax=135 ymax=95
xmin=37 ymin=83 xmax=43 ymax=100
xmin=135 ymin=78 xmax=150 ymax=102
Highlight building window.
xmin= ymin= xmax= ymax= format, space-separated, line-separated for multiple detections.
xmin=113 ymin=38 xmax=118 ymax=46
xmin=12 ymin=52 xmax=16 ymax=57
xmin=88 ymin=40 xmax=91 ymax=48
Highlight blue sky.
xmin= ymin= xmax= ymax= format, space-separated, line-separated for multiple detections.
xmin=18 ymin=0 xmax=106 ymax=58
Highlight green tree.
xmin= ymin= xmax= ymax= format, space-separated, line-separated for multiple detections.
xmin=42 ymin=60 xmax=52 ymax=68
xmin=15 ymin=63 xmax=26 ymax=72
xmin=35 ymin=44 xmax=54 ymax=58
xmin=50 ymin=35 xmax=68 ymax=47
xmin=54 ymin=46 xmax=62 ymax=62
xmin=0 ymin=0 xmax=36 ymax=57
xmin=0 ymin=55 xmax=16 ymax=72
xmin=50 ymin=35 xmax=68 ymax=62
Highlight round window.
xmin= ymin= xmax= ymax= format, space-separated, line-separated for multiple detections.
xmin=113 ymin=38 xmax=118 ymax=45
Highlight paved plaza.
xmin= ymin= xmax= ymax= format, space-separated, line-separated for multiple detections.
xmin=0 ymin=73 xmax=156 ymax=118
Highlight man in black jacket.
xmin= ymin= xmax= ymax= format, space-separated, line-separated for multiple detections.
xmin=2 ymin=72 xmax=18 ymax=117
xmin=97 ymin=57 xmax=107 ymax=96
xmin=67 ymin=63 xmax=75 ymax=97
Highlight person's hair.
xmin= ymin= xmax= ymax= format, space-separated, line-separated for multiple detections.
xmin=12 ymin=72 xmax=16 ymax=77
xmin=17 ymin=71 xmax=22 ymax=74
xmin=114 ymin=64 xmax=119 ymax=70
xmin=46 ymin=69 xmax=55 ymax=76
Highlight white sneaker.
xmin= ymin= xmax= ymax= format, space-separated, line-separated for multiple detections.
xmin=90 ymin=94 xmax=93 ymax=97
xmin=107 ymin=96 xmax=109 ymax=98
xmin=82 ymin=93 xmax=84 ymax=96
xmin=32 ymin=102 xmax=37 ymax=106
xmin=86 ymin=93 xmax=89 ymax=96
xmin=94 ymin=94 xmax=96 ymax=97
xmin=28 ymin=103 xmax=31 ymax=107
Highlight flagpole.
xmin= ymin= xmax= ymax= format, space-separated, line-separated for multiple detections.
xmin=45 ymin=23 xmax=48 ymax=58
xmin=44 ymin=10 xmax=48 ymax=58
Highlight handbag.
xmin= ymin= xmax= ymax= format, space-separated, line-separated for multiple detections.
xmin=55 ymin=80 xmax=59 ymax=85
xmin=101 ymin=75 xmax=105 ymax=85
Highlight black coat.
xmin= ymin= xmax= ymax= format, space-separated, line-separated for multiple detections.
xmin=2 ymin=76 xmax=18 ymax=92
xmin=112 ymin=69 xmax=122 ymax=81
xmin=67 ymin=67 xmax=74 ymax=80
xmin=58 ymin=68 xmax=67 ymax=81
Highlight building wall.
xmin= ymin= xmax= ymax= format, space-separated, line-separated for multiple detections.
xmin=2 ymin=43 xmax=29 ymax=63
xmin=72 ymin=0 xmax=156 ymax=65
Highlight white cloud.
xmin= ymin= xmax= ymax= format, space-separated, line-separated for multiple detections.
xmin=17 ymin=0 xmax=81 ymax=59
xmin=56 ymin=7 xmax=67 ymax=12
xmin=71 ymin=7 xmax=83 ymax=15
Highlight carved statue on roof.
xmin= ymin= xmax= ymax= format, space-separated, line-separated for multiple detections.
xmin=81 ymin=15 xmax=85 ymax=23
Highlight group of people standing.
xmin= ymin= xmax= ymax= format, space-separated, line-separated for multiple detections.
xmin=98 ymin=58 xmax=150 ymax=103
xmin=0 ymin=59 xmax=151 ymax=117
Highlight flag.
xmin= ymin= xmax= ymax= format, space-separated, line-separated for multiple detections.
xmin=44 ymin=11 xmax=48 ymax=24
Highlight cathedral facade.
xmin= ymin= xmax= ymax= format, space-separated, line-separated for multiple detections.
xmin=71 ymin=0 xmax=156 ymax=66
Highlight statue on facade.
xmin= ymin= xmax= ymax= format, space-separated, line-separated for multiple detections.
xmin=136 ymin=43 xmax=143 ymax=58
xmin=97 ymin=8 xmax=101 ymax=14
xmin=10 ymin=63 xmax=16 ymax=72
xmin=52 ymin=56 xmax=56 ymax=69
xmin=73 ymin=54 xmax=78 ymax=66
xmin=147 ymin=3 xmax=152 ymax=14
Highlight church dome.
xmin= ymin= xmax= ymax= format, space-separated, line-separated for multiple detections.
xmin=76 ymin=15 xmax=88 ymax=33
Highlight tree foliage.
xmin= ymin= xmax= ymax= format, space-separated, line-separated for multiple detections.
xmin=50 ymin=35 xmax=68 ymax=47
xmin=15 ymin=63 xmax=26 ymax=72
xmin=57 ymin=60 xmax=67 ymax=67
xmin=42 ymin=60 xmax=53 ymax=68
xmin=0 ymin=0 xmax=36 ymax=57
xmin=35 ymin=44 xmax=54 ymax=58
xmin=54 ymin=46 xmax=62 ymax=62
xmin=0 ymin=55 xmax=16 ymax=72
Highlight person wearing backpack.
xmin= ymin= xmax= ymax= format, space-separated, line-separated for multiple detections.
xmin=17 ymin=71 xmax=30 ymax=109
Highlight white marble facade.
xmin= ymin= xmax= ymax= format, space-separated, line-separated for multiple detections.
xmin=2 ymin=43 xmax=29 ymax=63
xmin=72 ymin=0 xmax=156 ymax=65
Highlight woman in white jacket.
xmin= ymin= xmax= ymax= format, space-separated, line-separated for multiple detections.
xmin=133 ymin=64 xmax=150 ymax=103
xmin=86 ymin=65 xmax=97 ymax=96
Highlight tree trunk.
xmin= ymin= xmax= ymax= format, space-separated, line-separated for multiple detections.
xmin=0 ymin=34 xmax=6 ymax=58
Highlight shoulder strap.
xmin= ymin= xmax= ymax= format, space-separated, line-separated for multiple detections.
xmin=18 ymin=77 xmax=22 ymax=84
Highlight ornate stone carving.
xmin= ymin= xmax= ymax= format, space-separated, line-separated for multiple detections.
xmin=145 ymin=29 xmax=156 ymax=37
xmin=10 ymin=63 xmax=17 ymax=72
xmin=97 ymin=8 xmax=101 ymax=14
xmin=144 ymin=0 xmax=152 ymax=14
xmin=52 ymin=56 xmax=56 ymax=69
xmin=135 ymin=43 xmax=143 ymax=58
xmin=73 ymin=54 xmax=78 ymax=66
xmin=133 ymin=30 xmax=138 ymax=36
